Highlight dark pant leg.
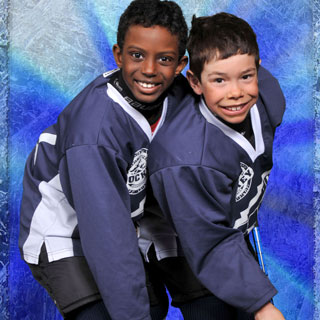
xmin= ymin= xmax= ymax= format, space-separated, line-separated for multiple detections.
xmin=68 ymin=301 xmax=111 ymax=320
xmin=179 ymin=295 xmax=237 ymax=320
xmin=146 ymin=247 xmax=211 ymax=307
xmin=179 ymin=295 xmax=255 ymax=320
xmin=28 ymin=245 xmax=102 ymax=318
xmin=143 ymin=250 xmax=169 ymax=320
xmin=236 ymin=309 xmax=255 ymax=320
xmin=145 ymin=246 xmax=254 ymax=320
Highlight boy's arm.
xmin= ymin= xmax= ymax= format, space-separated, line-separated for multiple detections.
xmin=61 ymin=144 xmax=151 ymax=320
xmin=150 ymin=165 xmax=277 ymax=314
xmin=258 ymin=66 xmax=286 ymax=128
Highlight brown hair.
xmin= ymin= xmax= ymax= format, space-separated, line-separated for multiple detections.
xmin=187 ymin=12 xmax=260 ymax=80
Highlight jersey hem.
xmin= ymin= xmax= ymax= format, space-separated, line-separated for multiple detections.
xmin=23 ymin=248 xmax=79 ymax=264
xmin=246 ymin=287 xmax=278 ymax=313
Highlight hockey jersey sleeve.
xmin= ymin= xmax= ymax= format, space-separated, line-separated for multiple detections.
xmin=60 ymin=144 xmax=151 ymax=320
xmin=150 ymin=165 xmax=277 ymax=313
xmin=258 ymin=66 xmax=286 ymax=128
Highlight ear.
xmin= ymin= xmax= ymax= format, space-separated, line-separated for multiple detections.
xmin=113 ymin=44 xmax=122 ymax=68
xmin=175 ymin=56 xmax=188 ymax=76
xmin=186 ymin=70 xmax=203 ymax=95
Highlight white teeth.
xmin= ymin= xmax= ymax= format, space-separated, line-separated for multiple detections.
xmin=138 ymin=81 xmax=156 ymax=88
xmin=226 ymin=106 xmax=241 ymax=111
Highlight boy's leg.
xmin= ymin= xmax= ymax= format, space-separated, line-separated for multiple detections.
xmin=236 ymin=309 xmax=255 ymax=320
xmin=68 ymin=301 xmax=111 ymax=320
xmin=143 ymin=250 xmax=170 ymax=320
xmin=179 ymin=295 xmax=237 ymax=320
xmin=29 ymin=244 xmax=168 ymax=320
xmin=179 ymin=296 xmax=254 ymax=320
xmin=27 ymin=245 xmax=106 ymax=319
xmin=69 ymin=299 xmax=174 ymax=320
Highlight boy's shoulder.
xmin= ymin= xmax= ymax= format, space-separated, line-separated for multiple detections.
xmin=61 ymin=69 xmax=117 ymax=119
xmin=55 ymin=69 xmax=136 ymax=148
xmin=257 ymin=66 xmax=286 ymax=128
xmin=167 ymin=74 xmax=192 ymax=102
xmin=149 ymin=92 xmax=207 ymax=171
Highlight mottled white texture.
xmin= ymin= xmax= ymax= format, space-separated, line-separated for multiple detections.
xmin=90 ymin=0 xmax=211 ymax=44
xmin=10 ymin=0 xmax=106 ymax=98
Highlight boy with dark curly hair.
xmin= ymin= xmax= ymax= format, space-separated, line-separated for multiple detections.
xmin=19 ymin=1 xmax=190 ymax=319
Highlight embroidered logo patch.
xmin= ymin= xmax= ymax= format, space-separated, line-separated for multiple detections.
xmin=236 ymin=162 xmax=254 ymax=202
xmin=126 ymin=148 xmax=148 ymax=195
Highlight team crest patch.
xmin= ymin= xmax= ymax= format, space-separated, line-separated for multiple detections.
xmin=236 ymin=162 xmax=254 ymax=202
xmin=126 ymin=148 xmax=148 ymax=195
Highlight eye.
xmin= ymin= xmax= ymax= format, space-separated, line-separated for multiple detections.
xmin=159 ymin=56 xmax=174 ymax=65
xmin=242 ymin=74 xmax=254 ymax=80
xmin=130 ymin=52 xmax=143 ymax=60
xmin=214 ymin=78 xmax=224 ymax=83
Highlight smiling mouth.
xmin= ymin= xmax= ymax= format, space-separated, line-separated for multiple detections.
xmin=222 ymin=102 xmax=249 ymax=112
xmin=136 ymin=80 xmax=160 ymax=89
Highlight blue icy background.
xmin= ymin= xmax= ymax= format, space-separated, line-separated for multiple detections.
xmin=1 ymin=0 xmax=318 ymax=319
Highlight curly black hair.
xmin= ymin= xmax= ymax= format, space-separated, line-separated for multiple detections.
xmin=187 ymin=13 xmax=260 ymax=80
xmin=117 ymin=0 xmax=188 ymax=58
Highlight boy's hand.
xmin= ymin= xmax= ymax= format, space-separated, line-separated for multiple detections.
xmin=255 ymin=302 xmax=285 ymax=320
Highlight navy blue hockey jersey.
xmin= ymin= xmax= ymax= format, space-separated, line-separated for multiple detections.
xmin=148 ymin=67 xmax=285 ymax=313
xmin=19 ymin=70 xmax=187 ymax=320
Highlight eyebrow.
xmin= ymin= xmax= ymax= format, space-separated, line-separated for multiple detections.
xmin=126 ymin=46 xmax=177 ymax=56
xmin=241 ymin=67 xmax=257 ymax=74
xmin=207 ymin=67 xmax=256 ymax=77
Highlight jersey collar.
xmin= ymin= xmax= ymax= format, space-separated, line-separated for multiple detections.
xmin=199 ymin=97 xmax=265 ymax=162
xmin=106 ymin=83 xmax=168 ymax=142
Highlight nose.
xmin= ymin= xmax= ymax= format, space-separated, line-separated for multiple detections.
xmin=141 ymin=58 xmax=157 ymax=77
xmin=227 ymin=81 xmax=243 ymax=99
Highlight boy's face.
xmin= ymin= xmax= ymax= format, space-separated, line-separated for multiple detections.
xmin=113 ymin=25 xmax=187 ymax=104
xmin=187 ymin=54 xmax=258 ymax=124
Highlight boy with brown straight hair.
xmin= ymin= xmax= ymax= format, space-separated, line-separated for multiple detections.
xmin=149 ymin=12 xmax=286 ymax=319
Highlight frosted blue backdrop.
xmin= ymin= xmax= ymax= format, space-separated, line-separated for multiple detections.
xmin=0 ymin=0 xmax=317 ymax=319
